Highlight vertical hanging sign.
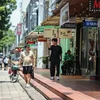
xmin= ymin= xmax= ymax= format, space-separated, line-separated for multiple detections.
xmin=17 ymin=23 xmax=22 ymax=35
xmin=60 ymin=3 xmax=69 ymax=26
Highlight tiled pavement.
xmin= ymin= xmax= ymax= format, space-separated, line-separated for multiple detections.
xmin=34 ymin=68 xmax=100 ymax=100
xmin=19 ymin=74 xmax=47 ymax=100
xmin=0 ymin=71 xmax=31 ymax=100
xmin=0 ymin=70 xmax=47 ymax=100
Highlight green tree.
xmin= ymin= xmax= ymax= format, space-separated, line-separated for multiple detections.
xmin=0 ymin=0 xmax=17 ymax=39
xmin=0 ymin=30 xmax=16 ymax=51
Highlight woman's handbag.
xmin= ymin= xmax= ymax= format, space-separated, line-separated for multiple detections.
xmin=31 ymin=68 xmax=34 ymax=79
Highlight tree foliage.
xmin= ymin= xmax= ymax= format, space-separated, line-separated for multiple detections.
xmin=0 ymin=30 xmax=16 ymax=51
xmin=0 ymin=0 xmax=17 ymax=38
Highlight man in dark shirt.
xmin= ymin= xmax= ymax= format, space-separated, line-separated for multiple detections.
xmin=48 ymin=38 xmax=62 ymax=80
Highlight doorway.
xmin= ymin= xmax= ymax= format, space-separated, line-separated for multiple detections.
xmin=80 ymin=27 xmax=98 ymax=76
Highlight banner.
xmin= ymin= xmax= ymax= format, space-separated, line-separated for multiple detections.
xmin=43 ymin=28 xmax=58 ymax=38
xmin=60 ymin=3 xmax=69 ymax=26
xmin=17 ymin=23 xmax=22 ymax=35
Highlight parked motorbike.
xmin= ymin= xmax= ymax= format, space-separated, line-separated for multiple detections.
xmin=9 ymin=64 xmax=19 ymax=83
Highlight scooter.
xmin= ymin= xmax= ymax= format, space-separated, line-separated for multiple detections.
xmin=9 ymin=64 xmax=19 ymax=83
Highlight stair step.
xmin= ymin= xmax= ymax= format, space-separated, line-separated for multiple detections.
xmin=19 ymin=71 xmax=63 ymax=100
xmin=34 ymin=73 xmax=96 ymax=100
xmin=30 ymin=79 xmax=63 ymax=100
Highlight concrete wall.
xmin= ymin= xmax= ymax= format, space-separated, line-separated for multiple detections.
xmin=37 ymin=0 xmax=49 ymax=68
xmin=38 ymin=0 xmax=44 ymax=26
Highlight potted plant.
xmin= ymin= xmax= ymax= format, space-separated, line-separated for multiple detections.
xmin=39 ymin=56 xmax=49 ymax=68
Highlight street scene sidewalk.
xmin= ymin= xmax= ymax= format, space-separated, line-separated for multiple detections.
xmin=0 ymin=69 xmax=46 ymax=100
xmin=34 ymin=68 xmax=100 ymax=100
xmin=0 ymin=70 xmax=31 ymax=100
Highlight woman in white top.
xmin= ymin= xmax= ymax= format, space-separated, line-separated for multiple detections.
xmin=20 ymin=45 xmax=34 ymax=87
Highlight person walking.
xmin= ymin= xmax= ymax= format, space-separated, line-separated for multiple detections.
xmin=0 ymin=57 xmax=3 ymax=68
xmin=20 ymin=45 xmax=34 ymax=87
xmin=48 ymin=38 xmax=62 ymax=80
xmin=3 ymin=56 xmax=9 ymax=70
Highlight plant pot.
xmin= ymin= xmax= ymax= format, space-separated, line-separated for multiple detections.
xmin=42 ymin=63 xmax=46 ymax=68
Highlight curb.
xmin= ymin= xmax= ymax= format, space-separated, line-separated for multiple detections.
xmin=18 ymin=75 xmax=34 ymax=100
xmin=19 ymin=71 xmax=62 ymax=100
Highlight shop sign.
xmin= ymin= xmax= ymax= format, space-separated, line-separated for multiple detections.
xmin=61 ymin=23 xmax=76 ymax=29
xmin=59 ymin=29 xmax=75 ymax=38
xmin=84 ymin=21 xmax=98 ymax=27
xmin=17 ymin=23 xmax=22 ymax=35
xmin=27 ymin=41 xmax=35 ymax=44
xmin=89 ymin=0 xmax=100 ymax=11
xmin=38 ymin=36 xmax=47 ymax=42
xmin=60 ymin=3 xmax=69 ymax=26
xmin=44 ymin=28 xmax=58 ymax=38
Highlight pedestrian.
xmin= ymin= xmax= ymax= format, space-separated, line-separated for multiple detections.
xmin=20 ymin=45 xmax=34 ymax=88
xmin=0 ymin=57 xmax=3 ymax=68
xmin=3 ymin=56 xmax=9 ymax=70
xmin=48 ymin=38 xmax=62 ymax=80
xmin=8 ymin=56 xmax=12 ymax=68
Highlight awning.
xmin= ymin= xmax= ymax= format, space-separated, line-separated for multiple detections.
xmin=25 ymin=31 xmax=38 ymax=39
xmin=18 ymin=42 xmax=24 ymax=48
xmin=25 ymin=26 xmax=60 ymax=41
xmin=33 ymin=25 xmax=60 ymax=32
xmin=41 ymin=16 xmax=60 ymax=26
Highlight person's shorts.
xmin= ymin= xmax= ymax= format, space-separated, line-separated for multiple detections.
xmin=23 ymin=66 xmax=32 ymax=74
xmin=4 ymin=63 xmax=8 ymax=67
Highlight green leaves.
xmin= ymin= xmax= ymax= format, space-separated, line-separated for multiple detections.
xmin=0 ymin=0 xmax=17 ymax=32
xmin=0 ymin=30 xmax=16 ymax=51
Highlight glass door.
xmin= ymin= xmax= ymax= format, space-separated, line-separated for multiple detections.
xmin=80 ymin=27 xmax=98 ymax=76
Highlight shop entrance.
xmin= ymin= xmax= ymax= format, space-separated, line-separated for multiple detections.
xmin=80 ymin=27 xmax=98 ymax=76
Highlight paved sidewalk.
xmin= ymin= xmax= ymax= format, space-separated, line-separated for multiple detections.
xmin=0 ymin=70 xmax=31 ymax=100
xmin=0 ymin=70 xmax=46 ymax=100
xmin=35 ymin=68 xmax=100 ymax=100
xmin=19 ymin=75 xmax=47 ymax=100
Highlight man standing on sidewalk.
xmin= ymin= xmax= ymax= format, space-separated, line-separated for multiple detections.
xmin=48 ymin=38 xmax=62 ymax=80
xmin=20 ymin=45 xmax=34 ymax=87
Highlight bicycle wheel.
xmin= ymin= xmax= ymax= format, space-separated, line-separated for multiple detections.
xmin=10 ymin=74 xmax=19 ymax=83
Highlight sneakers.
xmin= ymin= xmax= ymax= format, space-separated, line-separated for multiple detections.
xmin=25 ymin=84 xmax=30 ymax=88
xmin=50 ymin=77 xmax=54 ymax=80
xmin=50 ymin=76 xmax=60 ymax=80
xmin=56 ymin=76 xmax=60 ymax=80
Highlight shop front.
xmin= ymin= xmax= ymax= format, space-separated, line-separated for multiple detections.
xmin=40 ymin=0 xmax=100 ymax=76
xmin=80 ymin=20 xmax=98 ymax=76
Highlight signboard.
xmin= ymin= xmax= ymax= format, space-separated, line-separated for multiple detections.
xmin=44 ymin=28 xmax=58 ymax=38
xmin=89 ymin=0 xmax=100 ymax=11
xmin=27 ymin=41 xmax=35 ymax=44
xmin=59 ymin=29 xmax=76 ymax=38
xmin=17 ymin=23 xmax=22 ymax=35
xmin=60 ymin=3 xmax=69 ymax=26
xmin=84 ymin=21 xmax=98 ymax=27
xmin=61 ymin=23 xmax=76 ymax=29
xmin=38 ymin=36 xmax=47 ymax=42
